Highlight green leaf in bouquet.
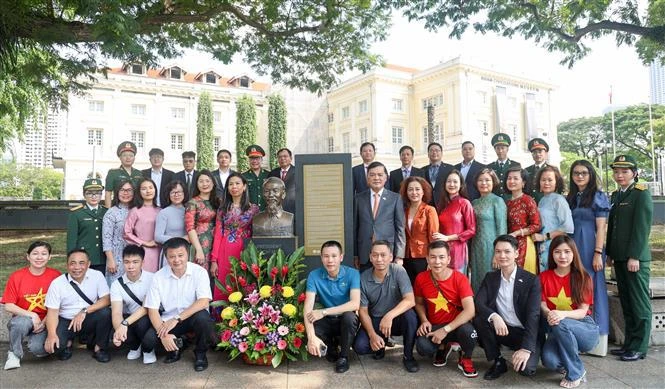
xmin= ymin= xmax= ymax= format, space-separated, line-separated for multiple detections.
xmin=271 ymin=351 xmax=283 ymax=367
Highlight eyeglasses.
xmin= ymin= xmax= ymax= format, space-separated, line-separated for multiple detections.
xmin=170 ymin=190 xmax=184 ymax=195
xmin=84 ymin=191 xmax=102 ymax=197
xmin=119 ymin=188 xmax=133 ymax=193
xmin=572 ymin=171 xmax=589 ymax=177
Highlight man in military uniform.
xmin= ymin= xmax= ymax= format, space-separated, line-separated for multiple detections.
xmin=67 ymin=178 xmax=108 ymax=274
xmin=606 ymin=155 xmax=653 ymax=362
xmin=524 ymin=138 xmax=549 ymax=203
xmin=105 ymin=141 xmax=144 ymax=207
xmin=242 ymin=144 xmax=270 ymax=211
xmin=487 ymin=133 xmax=521 ymax=200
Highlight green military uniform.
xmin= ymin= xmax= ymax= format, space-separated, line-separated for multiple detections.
xmin=67 ymin=179 xmax=108 ymax=267
xmin=105 ymin=166 xmax=143 ymax=192
xmin=487 ymin=133 xmax=520 ymax=200
xmin=243 ymin=144 xmax=270 ymax=211
xmin=524 ymin=138 xmax=550 ymax=204
xmin=606 ymin=155 xmax=653 ymax=355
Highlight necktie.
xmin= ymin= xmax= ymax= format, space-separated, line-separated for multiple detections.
xmin=372 ymin=193 xmax=380 ymax=219
xmin=281 ymin=170 xmax=287 ymax=181
xmin=499 ymin=162 xmax=504 ymax=170
xmin=402 ymin=168 xmax=409 ymax=179
xmin=430 ymin=165 xmax=439 ymax=186
xmin=186 ymin=173 xmax=191 ymax=188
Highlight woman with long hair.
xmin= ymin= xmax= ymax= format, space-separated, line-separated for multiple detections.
xmin=155 ymin=180 xmax=190 ymax=268
xmin=540 ymin=235 xmax=598 ymax=388
xmin=210 ymin=172 xmax=259 ymax=300
xmin=566 ymin=160 xmax=610 ymax=354
xmin=433 ymin=169 xmax=476 ymax=275
xmin=504 ymin=167 xmax=541 ymax=274
xmin=399 ymin=176 xmax=439 ymax=284
xmin=123 ymin=178 xmax=160 ymax=272
xmin=103 ymin=179 xmax=134 ymax=285
xmin=185 ymin=169 xmax=219 ymax=270
xmin=469 ymin=168 xmax=507 ymax=291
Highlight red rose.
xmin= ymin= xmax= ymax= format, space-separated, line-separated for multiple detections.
xmin=251 ymin=264 xmax=260 ymax=277
xmin=281 ymin=265 xmax=289 ymax=278
xmin=297 ymin=293 xmax=306 ymax=304
xmin=293 ymin=337 xmax=302 ymax=348
xmin=240 ymin=261 xmax=248 ymax=271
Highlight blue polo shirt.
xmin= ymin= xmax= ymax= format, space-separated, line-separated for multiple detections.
xmin=306 ymin=265 xmax=360 ymax=308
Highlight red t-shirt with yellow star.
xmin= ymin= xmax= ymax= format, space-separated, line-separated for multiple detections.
xmin=540 ymin=269 xmax=592 ymax=315
xmin=3 ymin=267 xmax=61 ymax=320
xmin=414 ymin=270 xmax=473 ymax=325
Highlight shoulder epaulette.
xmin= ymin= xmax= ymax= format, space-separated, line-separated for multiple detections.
xmin=70 ymin=204 xmax=84 ymax=211
xmin=634 ymin=184 xmax=647 ymax=191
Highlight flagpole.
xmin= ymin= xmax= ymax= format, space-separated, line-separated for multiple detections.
xmin=610 ymin=85 xmax=616 ymax=158
xmin=648 ymin=101 xmax=656 ymax=188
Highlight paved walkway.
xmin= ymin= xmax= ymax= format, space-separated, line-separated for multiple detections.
xmin=1 ymin=341 xmax=663 ymax=388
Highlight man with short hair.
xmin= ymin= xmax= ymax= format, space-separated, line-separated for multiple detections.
xmin=354 ymin=240 xmax=419 ymax=372
xmin=268 ymin=147 xmax=296 ymax=215
xmin=211 ymin=149 xmax=234 ymax=199
xmin=414 ymin=240 xmax=478 ymax=377
xmin=174 ymin=151 xmax=198 ymax=198
xmin=352 ymin=142 xmax=378 ymax=194
xmin=454 ymin=141 xmax=485 ymax=201
xmin=524 ymin=138 xmax=549 ymax=203
xmin=105 ymin=141 xmax=144 ymax=207
xmin=144 ymin=238 xmax=213 ymax=371
xmin=242 ymin=144 xmax=270 ymax=211
xmin=487 ymin=134 xmax=521 ymax=200
xmin=421 ymin=142 xmax=454 ymax=207
xmin=389 ymin=145 xmax=424 ymax=192
xmin=67 ymin=178 xmax=107 ymax=274
xmin=44 ymin=249 xmax=112 ymax=363
xmin=304 ymin=241 xmax=360 ymax=374
xmin=473 ymin=235 xmax=541 ymax=380
xmin=110 ymin=245 xmax=157 ymax=364
xmin=142 ymin=148 xmax=175 ymax=207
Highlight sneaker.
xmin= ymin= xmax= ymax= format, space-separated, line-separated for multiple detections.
xmin=143 ymin=350 xmax=157 ymax=364
xmin=433 ymin=342 xmax=460 ymax=367
xmin=458 ymin=355 xmax=478 ymax=378
xmin=127 ymin=346 xmax=142 ymax=360
xmin=4 ymin=351 xmax=20 ymax=370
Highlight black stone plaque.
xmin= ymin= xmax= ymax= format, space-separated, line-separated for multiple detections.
xmin=247 ymin=237 xmax=298 ymax=258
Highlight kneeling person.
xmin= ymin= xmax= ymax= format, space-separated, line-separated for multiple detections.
xmin=110 ymin=245 xmax=157 ymax=364
xmin=414 ymin=240 xmax=478 ymax=377
xmin=44 ymin=249 xmax=112 ymax=362
xmin=144 ymin=238 xmax=213 ymax=372
xmin=473 ymin=235 xmax=541 ymax=380
xmin=354 ymin=240 xmax=419 ymax=372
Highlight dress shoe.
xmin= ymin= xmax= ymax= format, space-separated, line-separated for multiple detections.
xmin=620 ymin=351 xmax=645 ymax=361
xmin=164 ymin=350 xmax=182 ymax=364
xmin=194 ymin=353 xmax=208 ymax=372
xmin=335 ymin=357 xmax=349 ymax=373
xmin=58 ymin=347 xmax=73 ymax=361
xmin=93 ymin=349 xmax=110 ymax=363
xmin=325 ymin=346 xmax=339 ymax=363
xmin=519 ymin=368 xmax=536 ymax=377
xmin=385 ymin=337 xmax=396 ymax=347
xmin=609 ymin=348 xmax=626 ymax=356
xmin=372 ymin=348 xmax=385 ymax=360
xmin=483 ymin=357 xmax=508 ymax=380
xmin=403 ymin=357 xmax=419 ymax=373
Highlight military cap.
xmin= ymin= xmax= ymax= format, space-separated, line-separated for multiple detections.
xmin=528 ymin=138 xmax=549 ymax=152
xmin=610 ymin=154 xmax=637 ymax=169
xmin=246 ymin=144 xmax=265 ymax=158
xmin=491 ymin=133 xmax=511 ymax=147
xmin=83 ymin=178 xmax=104 ymax=191
xmin=117 ymin=141 xmax=137 ymax=156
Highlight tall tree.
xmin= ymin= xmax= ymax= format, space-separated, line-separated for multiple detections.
xmin=268 ymin=94 xmax=287 ymax=169
xmin=235 ymin=96 xmax=257 ymax=172
xmin=0 ymin=162 xmax=64 ymax=199
xmin=196 ymin=92 xmax=214 ymax=171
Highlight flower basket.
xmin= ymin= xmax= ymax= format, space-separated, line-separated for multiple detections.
xmin=214 ymin=241 xmax=309 ymax=367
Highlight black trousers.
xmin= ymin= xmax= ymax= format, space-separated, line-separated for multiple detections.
xmin=123 ymin=315 xmax=158 ymax=353
xmin=404 ymin=258 xmax=428 ymax=285
xmin=416 ymin=322 xmax=477 ymax=357
xmin=314 ymin=312 xmax=359 ymax=358
xmin=473 ymin=316 xmax=539 ymax=372
xmin=169 ymin=310 xmax=213 ymax=355
xmin=55 ymin=307 xmax=112 ymax=356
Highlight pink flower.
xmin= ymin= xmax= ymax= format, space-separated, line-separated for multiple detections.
xmin=254 ymin=341 xmax=266 ymax=351
xmin=277 ymin=340 xmax=287 ymax=350
xmin=238 ymin=342 xmax=248 ymax=353
xmin=241 ymin=310 xmax=255 ymax=324
xmin=293 ymin=337 xmax=302 ymax=348
xmin=277 ymin=325 xmax=289 ymax=336
xmin=221 ymin=330 xmax=232 ymax=342
xmin=269 ymin=310 xmax=281 ymax=324
xmin=239 ymin=327 xmax=250 ymax=336
xmin=244 ymin=290 xmax=260 ymax=306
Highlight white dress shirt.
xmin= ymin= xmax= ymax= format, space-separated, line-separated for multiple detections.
xmin=45 ymin=269 xmax=109 ymax=320
xmin=151 ymin=168 xmax=163 ymax=206
xmin=489 ymin=265 xmax=524 ymax=328
xmin=144 ymin=263 xmax=212 ymax=321
xmin=110 ymin=271 xmax=154 ymax=315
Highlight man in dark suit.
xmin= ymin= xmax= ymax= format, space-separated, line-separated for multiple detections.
xmin=473 ymin=235 xmax=541 ymax=380
xmin=420 ymin=142 xmax=453 ymax=208
xmin=352 ymin=142 xmax=377 ymax=194
xmin=142 ymin=148 xmax=175 ymax=207
xmin=389 ymin=145 xmax=424 ymax=193
xmin=454 ymin=141 xmax=485 ymax=202
xmin=487 ymin=133 xmax=521 ymax=200
xmin=267 ymin=148 xmax=296 ymax=215
xmin=173 ymin=151 xmax=198 ymax=198
xmin=353 ymin=161 xmax=406 ymax=272
xmin=211 ymin=149 xmax=234 ymax=200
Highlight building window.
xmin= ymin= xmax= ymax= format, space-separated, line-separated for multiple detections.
xmin=88 ymin=100 xmax=104 ymax=112
xmin=392 ymin=98 xmax=403 ymax=112
xmin=170 ymin=67 xmax=182 ymax=80
xmin=358 ymin=100 xmax=368 ymax=114
xmin=342 ymin=106 xmax=350 ymax=119
xmin=359 ymin=127 xmax=368 ymax=144
xmin=342 ymin=133 xmax=350 ymax=153
xmin=205 ymin=73 xmax=217 ymax=84
xmin=213 ymin=111 xmax=222 ymax=123
xmin=214 ymin=136 xmax=221 ymax=151
xmin=170 ymin=134 xmax=184 ymax=150
xmin=240 ymin=77 xmax=250 ymax=88
xmin=328 ymin=113 xmax=334 ymax=123
xmin=328 ymin=137 xmax=334 ymax=153
xmin=87 ymin=129 xmax=103 ymax=146
xmin=130 ymin=131 xmax=145 ymax=149
xmin=131 ymin=64 xmax=144 ymax=75
xmin=392 ymin=126 xmax=403 ymax=146
xmin=171 ymin=107 xmax=185 ymax=119
xmin=131 ymin=104 xmax=146 ymax=116
xmin=421 ymin=94 xmax=444 ymax=110
xmin=422 ymin=123 xmax=443 ymax=149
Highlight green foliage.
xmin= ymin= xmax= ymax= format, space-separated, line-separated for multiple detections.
xmin=196 ymin=92 xmax=214 ymax=171
xmin=268 ymin=94 xmax=287 ymax=169
xmin=235 ymin=96 xmax=257 ymax=172
xmin=0 ymin=162 xmax=64 ymax=199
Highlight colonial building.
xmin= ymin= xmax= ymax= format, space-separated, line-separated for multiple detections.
xmin=326 ymin=57 xmax=559 ymax=170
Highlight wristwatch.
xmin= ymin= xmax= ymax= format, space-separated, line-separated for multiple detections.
xmin=321 ymin=310 xmax=328 ymax=317
xmin=80 ymin=307 xmax=88 ymax=314
xmin=443 ymin=325 xmax=452 ymax=333
xmin=121 ymin=319 xmax=129 ymax=327
xmin=546 ymin=232 xmax=551 ymax=240
xmin=174 ymin=315 xmax=182 ymax=323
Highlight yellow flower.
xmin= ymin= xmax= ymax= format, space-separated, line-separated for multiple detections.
xmin=221 ymin=307 xmax=235 ymax=320
xmin=228 ymin=291 xmax=243 ymax=303
xmin=259 ymin=285 xmax=272 ymax=298
xmin=282 ymin=286 xmax=295 ymax=298
xmin=281 ymin=303 xmax=297 ymax=317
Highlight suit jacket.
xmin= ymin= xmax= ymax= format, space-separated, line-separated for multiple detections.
xmin=388 ymin=166 xmax=425 ymax=193
xmin=352 ymin=164 xmax=369 ymax=194
xmin=420 ymin=162 xmax=454 ymax=208
xmin=354 ymin=189 xmax=406 ymax=264
xmin=142 ymin=168 xmax=175 ymax=207
xmin=173 ymin=169 xmax=198 ymax=198
xmin=454 ymin=160 xmax=485 ymax=202
xmin=404 ymin=202 xmax=439 ymax=258
xmin=211 ymin=168 xmax=235 ymax=200
xmin=475 ymin=267 xmax=541 ymax=353
xmin=268 ymin=165 xmax=296 ymax=215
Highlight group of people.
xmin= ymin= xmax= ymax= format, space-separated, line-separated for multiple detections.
xmin=3 ymin=135 xmax=653 ymax=388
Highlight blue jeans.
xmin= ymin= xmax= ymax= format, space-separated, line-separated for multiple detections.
xmin=353 ymin=309 xmax=418 ymax=359
xmin=541 ymin=316 xmax=599 ymax=381
xmin=7 ymin=316 xmax=48 ymax=359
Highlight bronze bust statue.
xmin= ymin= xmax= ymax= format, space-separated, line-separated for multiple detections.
xmin=252 ymin=177 xmax=294 ymax=237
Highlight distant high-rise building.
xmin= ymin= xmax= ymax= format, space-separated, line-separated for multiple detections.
xmin=649 ymin=60 xmax=665 ymax=104
xmin=15 ymin=110 xmax=64 ymax=168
